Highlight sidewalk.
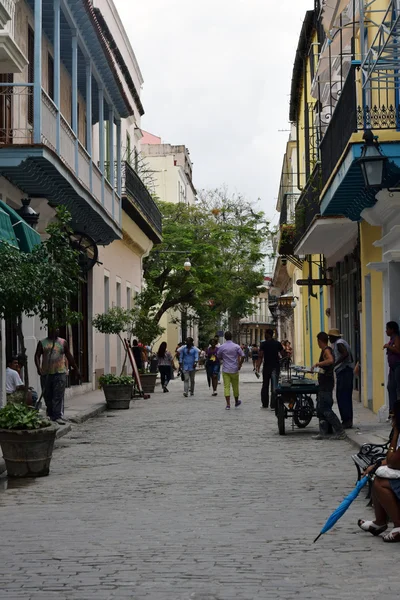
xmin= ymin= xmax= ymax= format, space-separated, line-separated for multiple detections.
xmin=0 ymin=388 xmax=107 ymax=476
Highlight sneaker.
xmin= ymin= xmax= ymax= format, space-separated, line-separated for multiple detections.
xmin=235 ymin=400 xmax=242 ymax=408
xmin=212 ymin=392 xmax=218 ymax=397
xmin=225 ymin=405 xmax=231 ymax=410
xmin=312 ymin=434 xmax=329 ymax=440
xmin=164 ymin=387 xmax=169 ymax=393
xmin=55 ymin=418 xmax=67 ymax=425
xmin=329 ymin=431 xmax=347 ymax=440
xmin=183 ymin=393 xmax=188 ymax=398
xmin=190 ymin=392 xmax=194 ymax=397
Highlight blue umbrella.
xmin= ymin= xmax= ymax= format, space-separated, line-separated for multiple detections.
xmin=313 ymin=475 xmax=369 ymax=543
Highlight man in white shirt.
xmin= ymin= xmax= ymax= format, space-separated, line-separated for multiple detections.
xmin=6 ymin=356 xmax=31 ymax=404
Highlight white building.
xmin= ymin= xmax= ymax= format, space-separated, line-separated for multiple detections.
xmin=0 ymin=0 xmax=162 ymax=404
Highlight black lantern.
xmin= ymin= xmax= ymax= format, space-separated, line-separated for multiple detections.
xmin=359 ymin=130 xmax=387 ymax=188
xmin=17 ymin=198 xmax=39 ymax=229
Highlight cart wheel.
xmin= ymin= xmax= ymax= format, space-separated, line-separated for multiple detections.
xmin=277 ymin=402 xmax=286 ymax=435
xmin=293 ymin=395 xmax=314 ymax=428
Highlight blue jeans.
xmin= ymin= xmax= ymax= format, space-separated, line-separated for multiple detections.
xmin=387 ymin=364 xmax=400 ymax=414
xmin=317 ymin=389 xmax=344 ymax=435
xmin=41 ymin=373 xmax=66 ymax=421
xmin=336 ymin=367 xmax=354 ymax=427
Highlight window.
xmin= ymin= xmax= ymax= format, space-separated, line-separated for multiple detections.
xmin=126 ymin=285 xmax=131 ymax=309
xmin=47 ymin=53 xmax=54 ymax=101
xmin=105 ymin=120 xmax=110 ymax=180
xmin=104 ymin=275 xmax=110 ymax=373
xmin=28 ymin=26 xmax=34 ymax=125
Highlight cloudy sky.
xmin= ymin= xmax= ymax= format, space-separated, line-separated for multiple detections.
xmin=114 ymin=0 xmax=312 ymax=221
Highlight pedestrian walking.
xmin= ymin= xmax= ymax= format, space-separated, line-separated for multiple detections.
xmin=178 ymin=337 xmax=199 ymax=397
xmin=257 ymin=329 xmax=283 ymax=409
xmin=328 ymin=328 xmax=354 ymax=429
xmin=34 ymin=330 xmax=80 ymax=425
xmin=217 ymin=331 xmax=244 ymax=410
xmin=384 ymin=321 xmax=400 ymax=420
xmin=251 ymin=344 xmax=259 ymax=371
xmin=131 ymin=339 xmax=144 ymax=370
xmin=206 ymin=339 xmax=220 ymax=396
xmin=311 ymin=332 xmax=346 ymax=440
xmin=157 ymin=342 xmax=173 ymax=393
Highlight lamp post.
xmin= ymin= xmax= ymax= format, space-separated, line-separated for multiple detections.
xmin=358 ymin=130 xmax=387 ymax=188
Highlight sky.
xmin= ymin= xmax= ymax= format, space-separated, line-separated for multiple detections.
xmin=114 ymin=0 xmax=312 ymax=221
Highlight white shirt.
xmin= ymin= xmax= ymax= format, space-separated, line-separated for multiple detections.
xmin=6 ymin=367 xmax=23 ymax=394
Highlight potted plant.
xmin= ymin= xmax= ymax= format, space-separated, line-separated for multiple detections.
xmin=130 ymin=311 xmax=164 ymax=394
xmin=93 ymin=306 xmax=164 ymax=397
xmin=0 ymin=403 xmax=57 ymax=477
xmin=99 ymin=374 xmax=134 ymax=410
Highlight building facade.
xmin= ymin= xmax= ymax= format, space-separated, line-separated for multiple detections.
xmin=276 ymin=0 xmax=400 ymax=417
xmin=0 ymin=0 xmax=162 ymax=404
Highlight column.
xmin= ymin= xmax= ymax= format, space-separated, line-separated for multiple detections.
xmin=53 ymin=0 xmax=60 ymax=154
xmin=116 ymin=119 xmax=122 ymax=225
xmin=72 ymin=34 xmax=78 ymax=175
xmin=86 ymin=60 xmax=93 ymax=191
xmin=108 ymin=107 xmax=115 ymax=218
xmin=33 ymin=0 xmax=43 ymax=144
xmin=98 ymin=87 xmax=105 ymax=205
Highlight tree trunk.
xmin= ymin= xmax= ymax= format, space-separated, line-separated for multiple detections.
xmin=16 ymin=315 xmax=29 ymax=403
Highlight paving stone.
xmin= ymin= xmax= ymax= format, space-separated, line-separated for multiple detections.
xmin=0 ymin=365 xmax=396 ymax=598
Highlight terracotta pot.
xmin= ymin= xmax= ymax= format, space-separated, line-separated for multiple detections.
xmin=0 ymin=423 xmax=57 ymax=478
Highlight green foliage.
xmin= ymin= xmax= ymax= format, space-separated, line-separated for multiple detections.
xmin=0 ymin=403 xmax=50 ymax=430
xmin=99 ymin=374 xmax=134 ymax=388
xmin=0 ymin=206 xmax=82 ymax=329
xmin=138 ymin=188 xmax=269 ymax=330
xmin=93 ymin=306 xmax=164 ymax=346
xmin=92 ymin=307 xmax=135 ymax=336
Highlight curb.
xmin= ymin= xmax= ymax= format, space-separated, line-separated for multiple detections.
xmin=0 ymin=402 xmax=106 ymax=477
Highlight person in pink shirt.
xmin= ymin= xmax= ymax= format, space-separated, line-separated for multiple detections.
xmin=217 ymin=331 xmax=245 ymax=410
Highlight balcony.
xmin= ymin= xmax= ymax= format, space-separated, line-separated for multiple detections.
xmin=0 ymin=85 xmax=121 ymax=244
xmin=0 ymin=0 xmax=28 ymax=73
xmin=293 ymin=164 xmax=321 ymax=247
xmin=279 ymin=193 xmax=300 ymax=227
xmin=121 ymin=161 xmax=162 ymax=244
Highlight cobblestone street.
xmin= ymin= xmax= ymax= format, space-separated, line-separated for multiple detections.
xmin=0 ymin=365 xmax=396 ymax=600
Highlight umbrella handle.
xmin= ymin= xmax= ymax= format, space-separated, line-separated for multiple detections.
xmin=313 ymin=533 xmax=322 ymax=544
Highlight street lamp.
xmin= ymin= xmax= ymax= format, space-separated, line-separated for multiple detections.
xmin=291 ymin=296 xmax=299 ymax=309
xmin=184 ymin=258 xmax=192 ymax=271
xmin=359 ymin=130 xmax=387 ymax=188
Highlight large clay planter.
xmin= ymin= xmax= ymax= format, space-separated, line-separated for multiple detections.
xmin=140 ymin=373 xmax=157 ymax=393
xmin=0 ymin=423 xmax=57 ymax=478
xmin=102 ymin=384 xmax=132 ymax=410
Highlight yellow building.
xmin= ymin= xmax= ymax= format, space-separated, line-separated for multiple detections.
xmin=280 ymin=0 xmax=400 ymax=417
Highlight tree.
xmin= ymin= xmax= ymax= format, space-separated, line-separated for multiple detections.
xmin=0 ymin=207 xmax=82 ymax=396
xmin=137 ymin=187 xmax=270 ymax=332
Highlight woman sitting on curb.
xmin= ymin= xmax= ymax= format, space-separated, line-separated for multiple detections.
xmin=358 ymin=401 xmax=400 ymax=542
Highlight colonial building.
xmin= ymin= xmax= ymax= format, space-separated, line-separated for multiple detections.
xmin=0 ymin=0 xmax=161 ymax=404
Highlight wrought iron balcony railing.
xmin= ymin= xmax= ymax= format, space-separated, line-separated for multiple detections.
xmin=121 ymin=161 xmax=162 ymax=240
xmin=279 ymin=193 xmax=300 ymax=226
xmin=293 ymin=164 xmax=321 ymax=248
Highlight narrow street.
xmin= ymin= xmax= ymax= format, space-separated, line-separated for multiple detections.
xmin=0 ymin=364 xmax=395 ymax=600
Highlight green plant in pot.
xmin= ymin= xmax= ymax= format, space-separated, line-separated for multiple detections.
xmin=98 ymin=373 xmax=134 ymax=410
xmin=0 ymin=403 xmax=57 ymax=478
xmin=93 ymin=306 xmax=164 ymax=399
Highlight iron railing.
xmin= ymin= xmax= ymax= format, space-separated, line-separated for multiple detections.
xmin=293 ymin=164 xmax=321 ymax=248
xmin=320 ymin=66 xmax=357 ymax=188
xmin=121 ymin=161 xmax=162 ymax=237
xmin=279 ymin=193 xmax=300 ymax=226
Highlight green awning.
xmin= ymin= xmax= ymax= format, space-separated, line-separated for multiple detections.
xmin=0 ymin=200 xmax=41 ymax=252
xmin=0 ymin=208 xmax=18 ymax=248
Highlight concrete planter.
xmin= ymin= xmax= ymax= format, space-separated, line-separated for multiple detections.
xmin=0 ymin=423 xmax=57 ymax=478
xmin=102 ymin=384 xmax=132 ymax=410
xmin=140 ymin=373 xmax=157 ymax=394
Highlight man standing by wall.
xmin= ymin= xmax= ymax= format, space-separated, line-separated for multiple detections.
xmin=312 ymin=332 xmax=346 ymax=440
xmin=217 ymin=332 xmax=244 ymax=410
xmin=328 ymin=328 xmax=354 ymax=429
xmin=257 ymin=329 xmax=283 ymax=409
xmin=179 ymin=337 xmax=199 ymax=398
xmin=35 ymin=330 xmax=80 ymax=425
